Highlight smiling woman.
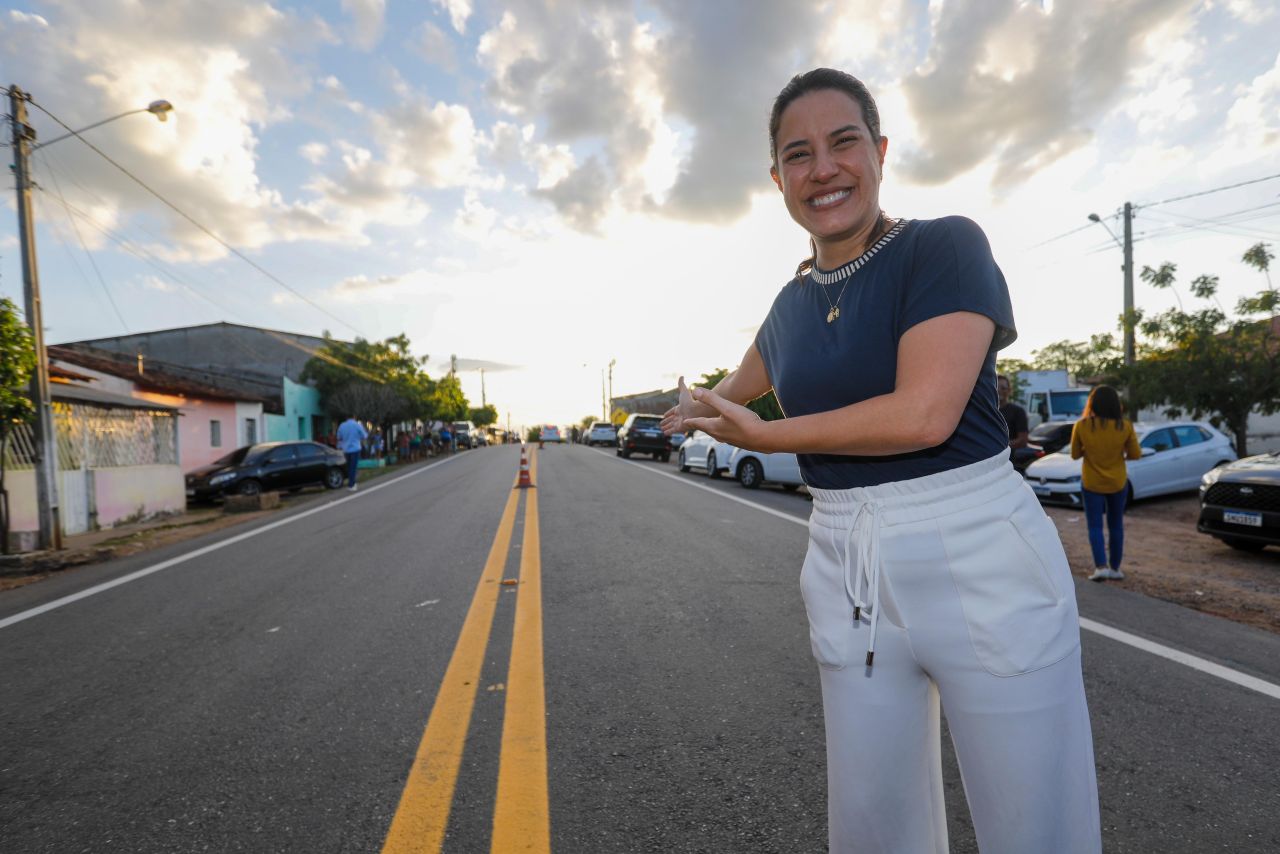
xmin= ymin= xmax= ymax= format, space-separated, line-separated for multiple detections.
xmin=661 ymin=68 xmax=1102 ymax=854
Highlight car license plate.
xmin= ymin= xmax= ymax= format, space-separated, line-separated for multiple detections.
xmin=1223 ymin=509 xmax=1263 ymax=527
xmin=1032 ymin=486 xmax=1050 ymax=497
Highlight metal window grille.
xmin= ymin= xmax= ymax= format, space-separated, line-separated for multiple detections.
xmin=1 ymin=403 xmax=177 ymax=471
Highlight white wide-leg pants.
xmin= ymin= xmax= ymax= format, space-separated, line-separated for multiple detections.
xmin=802 ymin=451 xmax=1101 ymax=854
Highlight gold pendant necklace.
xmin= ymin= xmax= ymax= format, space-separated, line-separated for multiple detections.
xmin=817 ymin=214 xmax=888 ymax=323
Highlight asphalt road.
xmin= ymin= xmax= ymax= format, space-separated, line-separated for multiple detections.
xmin=1 ymin=443 xmax=1278 ymax=853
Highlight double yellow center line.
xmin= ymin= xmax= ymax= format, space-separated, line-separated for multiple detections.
xmin=382 ymin=448 xmax=549 ymax=853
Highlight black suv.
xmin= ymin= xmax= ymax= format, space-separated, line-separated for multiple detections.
xmin=186 ymin=441 xmax=347 ymax=501
xmin=1012 ymin=420 xmax=1075 ymax=473
xmin=616 ymin=413 xmax=672 ymax=461
xmin=1198 ymin=451 xmax=1280 ymax=551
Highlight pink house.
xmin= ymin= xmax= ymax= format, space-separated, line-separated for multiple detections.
xmin=48 ymin=345 xmax=273 ymax=472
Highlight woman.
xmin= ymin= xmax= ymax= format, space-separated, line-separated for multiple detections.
xmin=662 ymin=69 xmax=1101 ymax=853
xmin=1071 ymin=385 xmax=1141 ymax=582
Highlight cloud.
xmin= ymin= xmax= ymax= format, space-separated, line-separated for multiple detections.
xmin=898 ymin=0 xmax=1199 ymax=188
xmin=0 ymin=0 xmax=386 ymax=261
xmin=1226 ymin=49 xmax=1280 ymax=156
xmin=433 ymin=0 xmax=472 ymax=34
xmin=470 ymin=1 xmax=907 ymax=228
xmin=452 ymin=357 xmax=521 ymax=372
xmin=341 ymin=0 xmax=386 ymax=50
xmin=299 ymin=141 xmax=329 ymax=163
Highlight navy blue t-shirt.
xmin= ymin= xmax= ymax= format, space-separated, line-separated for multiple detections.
xmin=754 ymin=216 xmax=1017 ymax=489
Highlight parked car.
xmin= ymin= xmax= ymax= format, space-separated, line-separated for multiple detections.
xmin=677 ymin=430 xmax=737 ymax=479
xmin=1024 ymin=421 xmax=1236 ymax=507
xmin=585 ymin=421 xmax=617 ymax=446
xmin=453 ymin=421 xmax=477 ymax=449
xmin=616 ymin=413 xmax=671 ymax=460
xmin=1011 ymin=420 xmax=1075 ymax=473
xmin=1198 ymin=451 xmax=1280 ymax=551
xmin=727 ymin=447 xmax=806 ymax=491
xmin=186 ymin=441 xmax=346 ymax=501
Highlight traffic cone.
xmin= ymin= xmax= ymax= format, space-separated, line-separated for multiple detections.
xmin=516 ymin=447 xmax=533 ymax=489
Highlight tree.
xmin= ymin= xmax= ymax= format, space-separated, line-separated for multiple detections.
xmin=301 ymin=333 xmax=438 ymax=422
xmin=1026 ymin=334 xmax=1124 ymax=383
xmin=431 ymin=375 xmax=469 ymax=423
xmin=0 ymin=298 xmax=37 ymax=554
xmin=698 ymin=368 xmax=785 ymax=421
xmin=469 ymin=404 xmax=498 ymax=428
xmin=1125 ymin=245 xmax=1279 ymax=457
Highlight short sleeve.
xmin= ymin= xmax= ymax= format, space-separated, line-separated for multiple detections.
xmin=900 ymin=216 xmax=1017 ymax=351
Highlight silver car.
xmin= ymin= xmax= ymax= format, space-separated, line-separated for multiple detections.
xmin=677 ymin=430 xmax=737 ymax=479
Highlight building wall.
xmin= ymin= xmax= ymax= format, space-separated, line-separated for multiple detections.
xmin=132 ymin=391 xmax=240 ymax=471
xmin=5 ymin=465 xmax=185 ymax=535
xmin=235 ymin=401 xmax=265 ymax=446
xmin=49 ymin=360 xmax=253 ymax=471
xmin=68 ymin=323 xmax=331 ymax=383
xmin=266 ymin=377 xmax=325 ymax=441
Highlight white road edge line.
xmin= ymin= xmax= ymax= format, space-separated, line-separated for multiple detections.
xmin=0 ymin=454 xmax=465 ymax=631
xmin=596 ymin=448 xmax=1280 ymax=702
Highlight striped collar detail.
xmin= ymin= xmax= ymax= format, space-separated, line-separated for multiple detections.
xmin=810 ymin=218 xmax=909 ymax=285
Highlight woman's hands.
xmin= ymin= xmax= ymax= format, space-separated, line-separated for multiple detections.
xmin=683 ymin=384 xmax=774 ymax=451
xmin=660 ymin=376 xmax=699 ymax=436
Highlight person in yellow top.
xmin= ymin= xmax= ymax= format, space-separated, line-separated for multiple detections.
xmin=1070 ymin=385 xmax=1142 ymax=581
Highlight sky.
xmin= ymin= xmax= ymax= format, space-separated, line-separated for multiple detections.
xmin=2 ymin=0 xmax=1279 ymax=432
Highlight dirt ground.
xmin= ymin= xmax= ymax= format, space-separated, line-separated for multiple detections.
xmin=1047 ymin=493 xmax=1280 ymax=634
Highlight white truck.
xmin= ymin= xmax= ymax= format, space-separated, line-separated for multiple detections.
xmin=1015 ymin=370 xmax=1091 ymax=429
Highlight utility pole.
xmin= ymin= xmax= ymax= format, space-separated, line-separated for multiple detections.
xmin=1122 ymin=201 xmax=1135 ymax=367
xmin=600 ymin=368 xmax=606 ymax=421
xmin=479 ymin=367 xmax=486 ymax=408
xmin=9 ymin=85 xmax=61 ymax=550
xmin=607 ymin=358 xmax=616 ymax=420
xmin=449 ymin=353 xmax=457 ymax=376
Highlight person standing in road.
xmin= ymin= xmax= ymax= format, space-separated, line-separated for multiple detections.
xmin=997 ymin=373 xmax=1029 ymax=450
xmin=1071 ymin=385 xmax=1141 ymax=582
xmin=336 ymin=414 xmax=367 ymax=491
xmin=662 ymin=69 xmax=1100 ymax=853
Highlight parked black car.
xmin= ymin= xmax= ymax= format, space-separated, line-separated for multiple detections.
xmin=1197 ymin=451 xmax=1280 ymax=551
xmin=1011 ymin=420 xmax=1075 ymax=473
xmin=616 ymin=413 xmax=671 ymax=461
xmin=186 ymin=441 xmax=346 ymax=501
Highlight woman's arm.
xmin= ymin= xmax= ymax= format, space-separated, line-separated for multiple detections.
xmin=684 ymin=312 xmax=996 ymax=455
xmin=1070 ymin=422 xmax=1084 ymax=460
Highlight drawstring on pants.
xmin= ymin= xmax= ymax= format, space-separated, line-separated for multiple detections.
xmin=841 ymin=500 xmax=884 ymax=667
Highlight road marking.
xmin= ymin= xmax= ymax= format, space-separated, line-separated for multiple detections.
xmin=594 ymin=449 xmax=1280 ymax=703
xmin=1078 ymin=617 xmax=1280 ymax=701
xmin=492 ymin=447 xmax=551 ymax=853
xmin=0 ymin=453 xmax=466 ymax=632
xmin=381 ymin=476 xmax=521 ymax=853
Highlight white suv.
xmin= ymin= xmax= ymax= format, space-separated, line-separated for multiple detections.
xmin=586 ymin=422 xmax=617 ymax=446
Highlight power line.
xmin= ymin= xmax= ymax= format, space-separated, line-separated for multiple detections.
xmin=33 ymin=150 xmax=131 ymax=333
xmin=1140 ymin=172 xmax=1280 ymax=210
xmin=22 ymin=94 xmax=367 ymax=339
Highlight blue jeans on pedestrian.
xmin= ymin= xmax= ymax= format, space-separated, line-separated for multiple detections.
xmin=1082 ymin=486 xmax=1126 ymax=569
xmin=344 ymin=451 xmax=360 ymax=488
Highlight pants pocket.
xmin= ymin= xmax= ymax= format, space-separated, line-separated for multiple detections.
xmin=799 ymin=530 xmax=854 ymax=670
xmin=939 ymin=498 xmax=1079 ymax=677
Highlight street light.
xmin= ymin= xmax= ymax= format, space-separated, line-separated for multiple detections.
xmin=8 ymin=84 xmax=173 ymax=550
xmin=1087 ymin=204 xmax=1136 ymax=367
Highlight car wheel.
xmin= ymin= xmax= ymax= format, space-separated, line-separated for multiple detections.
xmin=660 ymin=452 xmax=671 ymax=463
xmin=615 ymin=447 xmax=622 ymax=456
xmin=324 ymin=467 xmax=344 ymax=489
xmin=707 ymin=451 xmax=720 ymax=479
xmin=1222 ymin=536 xmax=1266 ymax=552
xmin=679 ymin=451 xmax=690 ymax=473
xmin=621 ymin=450 xmax=632 ymax=459
xmin=238 ymin=478 xmax=262 ymax=496
xmin=738 ymin=458 xmax=763 ymax=489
